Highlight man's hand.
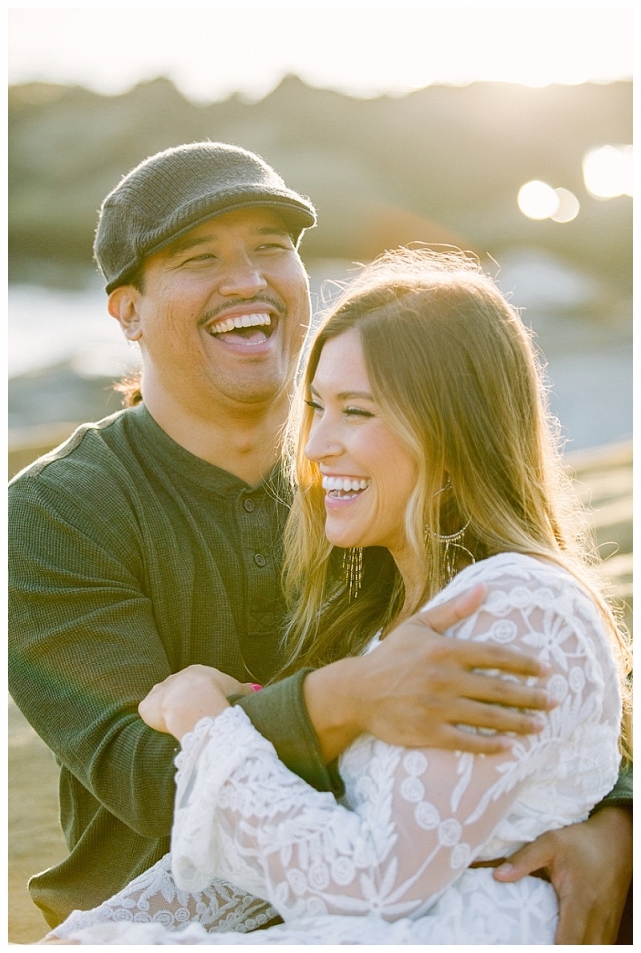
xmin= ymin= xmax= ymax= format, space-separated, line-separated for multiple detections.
xmin=304 ymin=584 xmax=556 ymax=762
xmin=139 ymin=665 xmax=242 ymax=740
xmin=493 ymin=806 xmax=633 ymax=944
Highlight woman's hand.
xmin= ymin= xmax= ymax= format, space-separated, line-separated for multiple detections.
xmin=139 ymin=665 xmax=254 ymax=741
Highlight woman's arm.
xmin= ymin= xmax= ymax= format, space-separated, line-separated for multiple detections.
xmin=146 ymin=561 xmax=621 ymax=924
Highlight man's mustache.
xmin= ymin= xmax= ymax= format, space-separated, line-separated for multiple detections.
xmin=198 ymin=296 xmax=286 ymax=328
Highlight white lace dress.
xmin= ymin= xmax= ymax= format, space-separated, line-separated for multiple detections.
xmin=52 ymin=554 xmax=621 ymax=945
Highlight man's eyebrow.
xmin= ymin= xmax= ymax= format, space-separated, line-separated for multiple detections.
xmin=165 ymin=234 xmax=216 ymax=257
xmin=256 ymin=225 xmax=290 ymax=236
xmin=165 ymin=225 xmax=291 ymax=259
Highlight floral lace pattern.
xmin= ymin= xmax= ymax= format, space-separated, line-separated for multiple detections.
xmin=51 ymin=852 xmax=279 ymax=940
xmin=54 ymin=554 xmax=621 ymax=945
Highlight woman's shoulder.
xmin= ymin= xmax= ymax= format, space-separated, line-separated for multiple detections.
xmin=431 ymin=552 xmax=602 ymax=625
xmin=446 ymin=551 xmax=579 ymax=591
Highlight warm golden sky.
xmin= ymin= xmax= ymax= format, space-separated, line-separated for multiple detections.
xmin=8 ymin=4 xmax=633 ymax=101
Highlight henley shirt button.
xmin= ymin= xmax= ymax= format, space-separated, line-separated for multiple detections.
xmin=243 ymin=499 xmax=255 ymax=512
xmin=254 ymin=553 xmax=266 ymax=567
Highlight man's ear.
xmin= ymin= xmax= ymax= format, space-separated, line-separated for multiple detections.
xmin=108 ymin=286 xmax=143 ymax=341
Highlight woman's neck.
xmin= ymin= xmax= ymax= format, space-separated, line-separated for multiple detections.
xmin=380 ymin=579 xmax=426 ymax=639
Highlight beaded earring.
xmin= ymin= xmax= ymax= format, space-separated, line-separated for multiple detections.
xmin=343 ymin=547 xmax=363 ymax=602
xmin=427 ymin=479 xmax=475 ymax=584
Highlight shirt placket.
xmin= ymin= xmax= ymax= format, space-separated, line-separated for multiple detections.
xmin=236 ymin=488 xmax=282 ymax=682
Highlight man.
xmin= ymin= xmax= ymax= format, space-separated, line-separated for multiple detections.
xmin=9 ymin=142 xmax=631 ymax=940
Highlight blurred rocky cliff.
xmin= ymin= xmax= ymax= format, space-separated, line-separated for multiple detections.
xmin=9 ymin=76 xmax=632 ymax=290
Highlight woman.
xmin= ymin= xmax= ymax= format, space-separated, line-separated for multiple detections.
xmin=49 ymin=249 xmax=630 ymax=944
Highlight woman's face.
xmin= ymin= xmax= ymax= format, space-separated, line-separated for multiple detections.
xmin=304 ymin=329 xmax=419 ymax=575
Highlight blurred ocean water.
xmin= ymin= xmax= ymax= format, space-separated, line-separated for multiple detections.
xmin=8 ymin=251 xmax=632 ymax=451
xmin=8 ymin=282 xmax=141 ymax=380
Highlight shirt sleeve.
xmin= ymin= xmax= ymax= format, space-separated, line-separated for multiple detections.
xmin=232 ymin=671 xmax=344 ymax=797
xmin=169 ymin=561 xmax=622 ymax=921
xmin=9 ymin=473 xmax=178 ymax=839
xmin=590 ymin=759 xmax=632 ymax=813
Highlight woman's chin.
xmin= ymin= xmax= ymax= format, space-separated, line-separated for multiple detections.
xmin=330 ymin=537 xmax=366 ymax=550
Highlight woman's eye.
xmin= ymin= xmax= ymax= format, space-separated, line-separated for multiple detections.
xmin=344 ymin=407 xmax=373 ymax=418
xmin=304 ymin=399 xmax=323 ymax=414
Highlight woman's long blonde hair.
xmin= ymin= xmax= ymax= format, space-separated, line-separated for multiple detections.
xmin=280 ymin=248 xmax=631 ymax=758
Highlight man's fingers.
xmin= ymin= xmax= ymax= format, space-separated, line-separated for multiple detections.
xmin=452 ymin=697 xmax=546 ymax=735
xmin=492 ymin=838 xmax=552 ymax=881
xmin=418 ymin=584 xmax=487 ymax=633
xmin=458 ymin=670 xmax=553 ymax=711
xmin=434 ymin=726 xmax=516 ymax=755
xmin=418 ymin=586 xmax=550 ymax=678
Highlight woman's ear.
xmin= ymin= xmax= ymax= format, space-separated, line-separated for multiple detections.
xmin=108 ymin=286 xmax=143 ymax=342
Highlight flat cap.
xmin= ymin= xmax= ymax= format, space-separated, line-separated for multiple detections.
xmin=94 ymin=141 xmax=317 ymax=292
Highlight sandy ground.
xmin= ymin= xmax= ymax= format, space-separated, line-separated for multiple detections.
xmin=7 ymin=440 xmax=632 ymax=944
xmin=8 ymin=700 xmax=68 ymax=943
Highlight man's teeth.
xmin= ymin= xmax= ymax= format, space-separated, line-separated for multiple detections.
xmin=208 ymin=313 xmax=271 ymax=334
xmin=322 ymin=477 xmax=370 ymax=494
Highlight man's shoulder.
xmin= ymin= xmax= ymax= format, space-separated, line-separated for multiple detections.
xmin=10 ymin=408 xmax=139 ymax=487
xmin=8 ymin=408 xmax=149 ymax=515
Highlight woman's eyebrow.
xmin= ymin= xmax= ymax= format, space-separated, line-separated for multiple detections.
xmin=309 ymin=383 xmax=375 ymax=401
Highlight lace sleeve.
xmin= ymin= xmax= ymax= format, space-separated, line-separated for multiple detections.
xmin=48 ymin=853 xmax=279 ymax=939
xmin=170 ymin=556 xmax=621 ymax=923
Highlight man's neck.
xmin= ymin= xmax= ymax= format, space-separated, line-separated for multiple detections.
xmin=143 ymin=388 xmax=287 ymax=487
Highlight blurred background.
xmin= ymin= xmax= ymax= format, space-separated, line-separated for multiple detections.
xmin=7 ymin=4 xmax=633 ymax=942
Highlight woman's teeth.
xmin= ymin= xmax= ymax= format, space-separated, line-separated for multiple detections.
xmin=208 ymin=313 xmax=271 ymax=335
xmin=322 ymin=476 xmax=370 ymax=498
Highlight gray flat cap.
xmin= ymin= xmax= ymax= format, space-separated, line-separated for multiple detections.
xmin=94 ymin=141 xmax=317 ymax=292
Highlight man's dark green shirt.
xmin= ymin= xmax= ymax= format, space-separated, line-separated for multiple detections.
xmin=8 ymin=405 xmax=330 ymax=926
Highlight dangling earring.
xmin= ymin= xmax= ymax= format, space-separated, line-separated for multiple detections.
xmin=343 ymin=547 xmax=363 ymax=602
xmin=427 ymin=479 xmax=475 ymax=584
xmin=431 ymin=522 xmax=475 ymax=584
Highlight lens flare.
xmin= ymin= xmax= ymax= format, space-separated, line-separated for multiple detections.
xmin=518 ymin=181 xmax=560 ymax=220
xmin=583 ymin=145 xmax=633 ymax=199
xmin=550 ymin=188 xmax=580 ymax=223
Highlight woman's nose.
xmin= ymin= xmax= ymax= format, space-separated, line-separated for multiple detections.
xmin=305 ymin=418 xmax=342 ymax=462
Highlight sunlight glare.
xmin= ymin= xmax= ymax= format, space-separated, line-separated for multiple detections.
xmin=8 ymin=9 xmax=633 ymax=102
xmin=518 ymin=181 xmax=559 ymax=220
xmin=550 ymin=188 xmax=580 ymax=223
xmin=582 ymin=146 xmax=633 ymax=199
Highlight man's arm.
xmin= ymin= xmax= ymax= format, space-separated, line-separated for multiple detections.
xmin=492 ymin=760 xmax=633 ymax=944
xmin=302 ymin=586 xmax=554 ymax=761
xmin=493 ymin=799 xmax=632 ymax=944
xmin=237 ymin=585 xmax=554 ymax=793
xmin=9 ymin=475 xmax=178 ymax=839
xmin=239 ymin=591 xmax=631 ymax=946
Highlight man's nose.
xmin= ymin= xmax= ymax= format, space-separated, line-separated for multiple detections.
xmin=217 ymin=252 xmax=268 ymax=297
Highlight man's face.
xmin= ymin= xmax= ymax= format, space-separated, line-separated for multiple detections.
xmin=111 ymin=207 xmax=311 ymax=415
